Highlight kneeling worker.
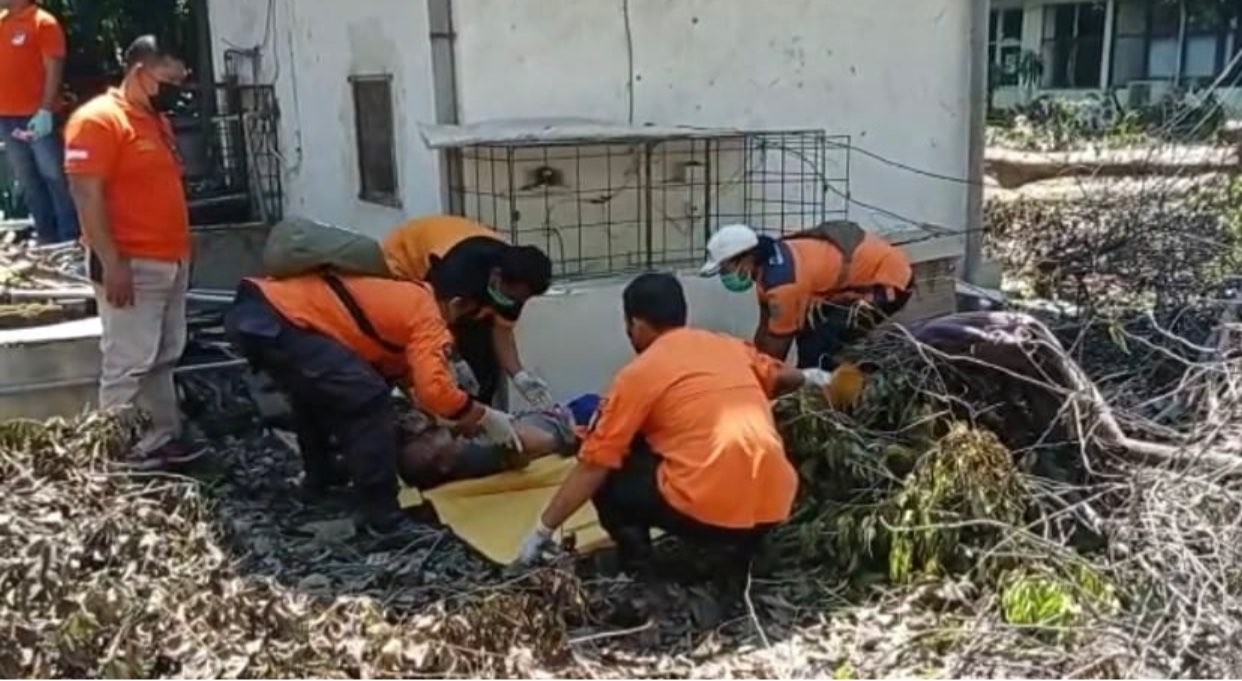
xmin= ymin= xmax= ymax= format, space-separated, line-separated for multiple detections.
xmin=383 ymin=215 xmax=554 ymax=408
xmin=701 ymin=221 xmax=913 ymax=369
xmin=225 ymin=268 xmax=521 ymax=532
xmin=516 ymin=273 xmax=835 ymax=569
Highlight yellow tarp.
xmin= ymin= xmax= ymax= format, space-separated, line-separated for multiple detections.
xmin=398 ymin=455 xmax=611 ymax=564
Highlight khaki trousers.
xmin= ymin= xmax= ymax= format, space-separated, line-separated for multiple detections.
xmin=93 ymin=257 xmax=189 ymax=454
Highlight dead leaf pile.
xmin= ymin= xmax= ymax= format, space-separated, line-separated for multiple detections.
xmin=0 ymin=410 xmax=595 ymax=677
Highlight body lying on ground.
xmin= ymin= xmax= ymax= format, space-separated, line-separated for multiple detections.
xmin=223 ymin=270 xmax=522 ymax=533
xmin=516 ymin=272 xmax=838 ymax=575
xmin=396 ymin=405 xmax=578 ymax=490
xmin=699 ymin=221 xmax=914 ymax=370
xmin=382 ymin=214 xmax=556 ymax=408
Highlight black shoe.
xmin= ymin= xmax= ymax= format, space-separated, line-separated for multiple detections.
xmin=356 ymin=494 xmax=411 ymax=535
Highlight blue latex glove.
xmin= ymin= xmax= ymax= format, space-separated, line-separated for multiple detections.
xmin=26 ymin=109 xmax=53 ymax=140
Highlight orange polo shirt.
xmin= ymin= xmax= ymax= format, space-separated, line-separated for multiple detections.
xmin=0 ymin=4 xmax=65 ymax=117
xmin=759 ymin=234 xmax=912 ymax=336
xmin=382 ymin=215 xmax=505 ymax=281
xmin=247 ymin=274 xmax=474 ymax=420
xmin=64 ymin=89 xmax=189 ymax=262
xmin=579 ymin=327 xmax=797 ymax=529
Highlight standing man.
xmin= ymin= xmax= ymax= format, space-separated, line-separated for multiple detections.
xmin=383 ymin=215 xmax=555 ymax=408
xmin=0 ymin=0 xmax=77 ymax=242
xmin=65 ymin=36 xmax=199 ymax=468
xmin=517 ymin=273 xmax=834 ymax=572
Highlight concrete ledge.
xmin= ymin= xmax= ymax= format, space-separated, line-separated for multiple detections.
xmin=190 ymin=222 xmax=272 ymax=291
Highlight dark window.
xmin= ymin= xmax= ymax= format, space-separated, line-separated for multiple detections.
xmin=350 ymin=74 xmax=399 ymax=206
xmin=1111 ymin=0 xmax=1242 ymax=86
xmin=1042 ymin=2 xmax=1107 ymax=88
xmin=989 ymin=8 xmax=1025 ymax=86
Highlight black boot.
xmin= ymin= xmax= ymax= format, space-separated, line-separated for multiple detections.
xmin=355 ymin=490 xmax=411 ymax=535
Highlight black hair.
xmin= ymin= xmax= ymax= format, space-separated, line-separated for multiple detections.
xmin=498 ymin=245 xmax=552 ymax=295
xmin=740 ymin=235 xmax=778 ymax=265
xmin=623 ymin=272 xmax=687 ymax=330
xmin=123 ymin=35 xmax=178 ymax=71
xmin=427 ymin=264 xmax=486 ymax=303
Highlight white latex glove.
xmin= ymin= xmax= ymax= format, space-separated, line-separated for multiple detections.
xmin=513 ymin=370 xmax=555 ymax=410
xmin=515 ymin=520 xmax=555 ymax=565
xmin=478 ymin=406 xmax=522 ymax=449
xmin=800 ymin=368 xmax=834 ymax=389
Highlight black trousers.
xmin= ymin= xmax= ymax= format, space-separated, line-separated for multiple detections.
xmin=592 ymin=439 xmax=772 ymax=561
xmin=224 ymin=282 xmax=399 ymax=507
xmin=795 ymin=283 xmax=914 ymax=369
xmin=453 ymin=318 xmax=500 ymax=405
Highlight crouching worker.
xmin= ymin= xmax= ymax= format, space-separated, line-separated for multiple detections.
xmin=224 ymin=270 xmax=522 ymax=533
xmin=701 ymin=221 xmax=913 ymax=369
xmin=515 ymin=273 xmax=836 ymax=572
xmin=383 ymin=215 xmax=555 ymax=408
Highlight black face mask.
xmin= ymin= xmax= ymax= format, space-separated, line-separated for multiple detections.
xmin=150 ymin=81 xmax=182 ymax=114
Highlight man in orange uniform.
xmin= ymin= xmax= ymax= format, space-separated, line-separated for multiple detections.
xmin=224 ymin=266 xmax=523 ymax=532
xmin=65 ymin=36 xmax=198 ymax=468
xmin=516 ymin=273 xmax=833 ymax=570
xmin=0 ymin=0 xmax=77 ymax=242
xmin=700 ymin=222 xmax=913 ymax=370
xmin=383 ymin=215 xmax=554 ymax=409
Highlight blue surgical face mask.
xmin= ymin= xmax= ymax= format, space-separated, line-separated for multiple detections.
xmin=720 ymin=270 xmax=754 ymax=293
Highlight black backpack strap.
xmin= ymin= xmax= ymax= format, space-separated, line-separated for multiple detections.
xmin=321 ymin=273 xmax=404 ymax=354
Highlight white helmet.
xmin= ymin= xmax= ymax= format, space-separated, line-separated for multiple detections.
xmin=699 ymin=224 xmax=759 ymax=276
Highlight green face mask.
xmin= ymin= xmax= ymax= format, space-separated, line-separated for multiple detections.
xmin=488 ymin=285 xmax=517 ymax=308
xmin=720 ymin=270 xmax=754 ymax=293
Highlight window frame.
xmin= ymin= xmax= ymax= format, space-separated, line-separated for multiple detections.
xmin=1041 ymin=1 xmax=1108 ymax=89
xmin=1110 ymin=0 xmax=1242 ymax=86
xmin=349 ymin=73 xmax=401 ymax=208
xmin=989 ymin=7 xmax=1026 ymax=86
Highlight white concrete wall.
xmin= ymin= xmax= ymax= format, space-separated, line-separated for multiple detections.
xmin=207 ymin=0 xmax=442 ymax=238
xmin=513 ymin=273 xmax=759 ymax=407
xmin=454 ymin=0 xmax=972 ymax=243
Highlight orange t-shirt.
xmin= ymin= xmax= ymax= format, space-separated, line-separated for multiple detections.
xmin=759 ymin=234 xmax=913 ymax=336
xmin=0 ymin=5 xmax=65 ymax=117
xmin=64 ymin=89 xmax=189 ymax=262
xmin=382 ymin=215 xmax=505 ymax=281
xmin=248 ymin=275 xmax=473 ymax=420
xmin=579 ymin=327 xmax=797 ymax=529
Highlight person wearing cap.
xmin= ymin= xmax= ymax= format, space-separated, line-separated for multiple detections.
xmin=700 ymin=221 xmax=913 ymax=369
xmin=0 ymin=0 xmax=77 ymax=243
xmin=224 ymin=265 xmax=524 ymax=532
xmin=65 ymin=36 xmax=198 ymax=469
xmin=382 ymin=214 xmax=556 ymax=410
xmin=514 ymin=272 xmax=837 ymax=571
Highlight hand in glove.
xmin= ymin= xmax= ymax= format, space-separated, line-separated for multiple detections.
xmin=513 ymin=370 xmax=555 ymax=410
xmin=26 ymin=109 xmax=53 ymax=140
xmin=515 ymin=520 xmax=555 ymax=565
xmin=803 ymin=362 xmax=865 ymax=409
xmin=800 ymin=368 xmax=834 ymax=389
xmin=478 ymin=405 xmax=523 ymax=449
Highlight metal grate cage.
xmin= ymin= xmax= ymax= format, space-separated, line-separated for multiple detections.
xmin=443 ymin=129 xmax=850 ymax=279
xmin=178 ymin=83 xmax=283 ymax=225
